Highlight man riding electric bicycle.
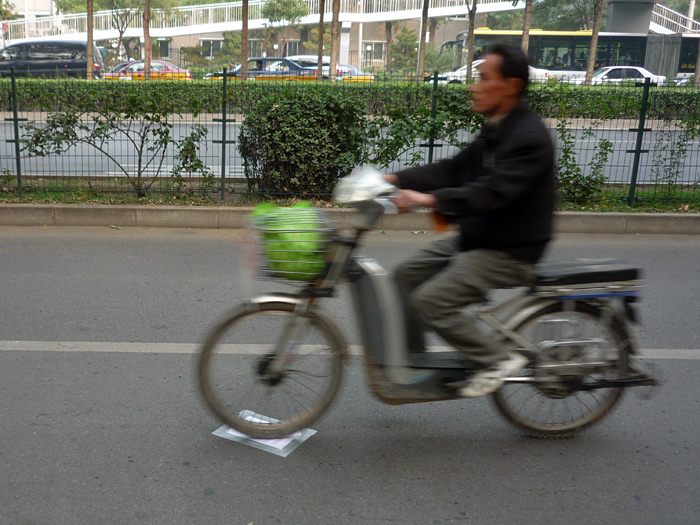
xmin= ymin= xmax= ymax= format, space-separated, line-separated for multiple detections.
xmin=384 ymin=44 xmax=556 ymax=398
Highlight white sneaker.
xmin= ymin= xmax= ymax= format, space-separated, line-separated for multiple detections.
xmin=457 ymin=353 xmax=528 ymax=398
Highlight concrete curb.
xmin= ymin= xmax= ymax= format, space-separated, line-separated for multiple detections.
xmin=0 ymin=203 xmax=699 ymax=234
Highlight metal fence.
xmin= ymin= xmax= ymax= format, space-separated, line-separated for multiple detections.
xmin=1 ymin=69 xmax=699 ymax=205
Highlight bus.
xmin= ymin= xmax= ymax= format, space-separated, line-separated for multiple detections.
xmin=441 ymin=28 xmax=698 ymax=79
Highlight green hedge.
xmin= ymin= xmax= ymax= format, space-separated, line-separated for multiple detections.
xmin=2 ymin=78 xmax=699 ymax=120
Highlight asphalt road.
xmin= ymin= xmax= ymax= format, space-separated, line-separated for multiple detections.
xmin=1 ymin=227 xmax=699 ymax=524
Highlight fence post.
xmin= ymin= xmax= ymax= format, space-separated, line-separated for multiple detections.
xmin=213 ymin=67 xmax=231 ymax=202
xmin=7 ymin=68 xmax=24 ymax=196
xmin=421 ymin=71 xmax=442 ymax=164
xmin=627 ymin=78 xmax=651 ymax=206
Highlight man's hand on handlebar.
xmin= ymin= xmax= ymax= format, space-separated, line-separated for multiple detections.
xmin=383 ymin=174 xmax=436 ymax=213
xmin=392 ymin=189 xmax=437 ymax=213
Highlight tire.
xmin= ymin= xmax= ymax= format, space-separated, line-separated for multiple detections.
xmin=492 ymin=301 xmax=629 ymax=438
xmin=198 ymin=301 xmax=345 ymax=439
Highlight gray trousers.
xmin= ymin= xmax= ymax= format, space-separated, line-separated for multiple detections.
xmin=394 ymin=235 xmax=534 ymax=368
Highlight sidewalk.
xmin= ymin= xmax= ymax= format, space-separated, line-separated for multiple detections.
xmin=1 ymin=203 xmax=699 ymax=234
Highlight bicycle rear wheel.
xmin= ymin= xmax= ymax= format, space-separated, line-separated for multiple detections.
xmin=198 ymin=300 xmax=346 ymax=439
xmin=492 ymin=301 xmax=629 ymax=438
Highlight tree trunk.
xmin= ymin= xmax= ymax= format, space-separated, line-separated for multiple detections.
xmin=317 ymin=0 xmax=325 ymax=81
xmin=144 ymin=0 xmax=152 ymax=81
xmin=330 ymin=0 xmax=340 ymax=82
xmin=520 ymin=0 xmax=533 ymax=55
xmin=585 ymin=0 xmax=604 ymax=85
xmin=87 ymin=0 xmax=94 ymax=80
xmin=429 ymin=18 xmax=437 ymax=44
xmin=466 ymin=0 xmax=477 ymax=82
xmin=417 ymin=0 xmax=429 ymax=77
xmin=385 ymin=21 xmax=393 ymax=67
xmin=241 ymin=0 xmax=248 ymax=80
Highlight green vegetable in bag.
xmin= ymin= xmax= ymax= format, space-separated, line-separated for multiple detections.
xmin=251 ymin=202 xmax=327 ymax=280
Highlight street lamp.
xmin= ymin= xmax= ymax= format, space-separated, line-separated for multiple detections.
xmin=273 ymin=44 xmax=279 ymax=57
xmin=365 ymin=45 xmax=372 ymax=68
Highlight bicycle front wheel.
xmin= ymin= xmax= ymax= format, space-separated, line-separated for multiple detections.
xmin=198 ymin=300 xmax=346 ymax=439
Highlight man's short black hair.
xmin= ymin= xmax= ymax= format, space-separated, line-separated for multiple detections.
xmin=487 ymin=43 xmax=529 ymax=96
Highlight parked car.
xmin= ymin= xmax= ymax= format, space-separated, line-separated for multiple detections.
xmin=204 ymin=57 xmax=316 ymax=81
xmin=337 ymin=64 xmax=374 ymax=82
xmin=432 ymin=59 xmax=550 ymax=84
xmin=310 ymin=63 xmax=375 ymax=82
xmin=0 ymin=39 xmax=104 ymax=79
xmin=103 ymin=59 xmax=191 ymax=80
xmin=286 ymin=54 xmax=331 ymax=69
xmin=285 ymin=54 xmax=344 ymax=80
xmin=569 ymin=66 xmax=666 ymax=85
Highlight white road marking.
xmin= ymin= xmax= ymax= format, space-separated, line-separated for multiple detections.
xmin=0 ymin=341 xmax=697 ymax=360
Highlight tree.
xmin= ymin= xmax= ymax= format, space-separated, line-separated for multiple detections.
xmin=1 ymin=0 xmax=16 ymax=19
xmin=483 ymin=10 xmax=528 ymax=30
xmin=532 ymin=0 xmax=601 ymax=30
xmin=144 ymin=0 xmax=152 ymax=79
xmin=385 ymin=22 xmax=394 ymax=67
xmin=24 ymin=93 xmax=214 ymax=197
xmin=316 ymin=0 xmax=325 ymax=81
xmin=425 ymin=42 xmax=453 ymax=72
xmin=87 ymin=0 xmax=94 ymax=79
xmin=183 ymin=32 xmax=241 ymax=67
xmin=55 ymin=0 xmax=106 ymax=13
xmin=466 ymin=0 xmax=478 ymax=81
xmin=484 ymin=0 xmax=602 ymax=31
xmin=417 ymin=0 xmax=429 ymax=77
xmin=330 ymin=0 xmax=340 ymax=81
xmin=387 ymin=25 xmax=418 ymax=71
xmin=262 ymin=0 xmax=309 ymax=57
xmin=109 ymin=1 xmax=140 ymax=62
xmin=306 ymin=25 xmax=331 ymax=53
xmin=520 ymin=0 xmax=534 ymax=54
xmin=656 ymin=0 xmax=699 ymax=20
xmin=585 ymin=0 xmax=604 ymax=84
xmin=428 ymin=18 xmax=437 ymax=43
xmin=241 ymin=0 xmax=248 ymax=80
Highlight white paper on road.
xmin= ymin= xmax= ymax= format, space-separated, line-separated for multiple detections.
xmin=212 ymin=410 xmax=316 ymax=457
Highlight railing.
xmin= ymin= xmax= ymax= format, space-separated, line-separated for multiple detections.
xmin=2 ymin=71 xmax=699 ymax=204
xmin=651 ymin=4 xmax=700 ymax=34
xmin=3 ymin=0 xmax=511 ymax=43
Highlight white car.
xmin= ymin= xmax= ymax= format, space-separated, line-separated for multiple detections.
xmin=435 ymin=60 xmax=550 ymax=84
xmin=570 ymin=66 xmax=666 ymax=85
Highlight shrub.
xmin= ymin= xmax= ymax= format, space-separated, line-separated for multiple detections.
xmin=238 ymin=87 xmax=366 ymax=195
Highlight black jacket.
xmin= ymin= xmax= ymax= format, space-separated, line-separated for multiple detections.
xmin=395 ymin=101 xmax=555 ymax=263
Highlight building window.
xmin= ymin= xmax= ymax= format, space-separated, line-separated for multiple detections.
xmin=200 ymin=38 xmax=223 ymax=59
xmin=361 ymin=41 xmax=384 ymax=67
xmin=248 ymin=39 xmax=264 ymax=58
xmin=156 ymin=39 xmax=169 ymax=59
xmin=283 ymin=40 xmax=300 ymax=57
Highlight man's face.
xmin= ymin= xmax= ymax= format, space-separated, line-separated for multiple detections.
xmin=469 ymin=54 xmax=520 ymax=117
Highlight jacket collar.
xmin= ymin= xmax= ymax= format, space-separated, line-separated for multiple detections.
xmin=479 ymin=100 xmax=529 ymax=144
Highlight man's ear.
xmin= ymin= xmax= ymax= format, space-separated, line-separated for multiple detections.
xmin=505 ymin=77 xmax=525 ymax=97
